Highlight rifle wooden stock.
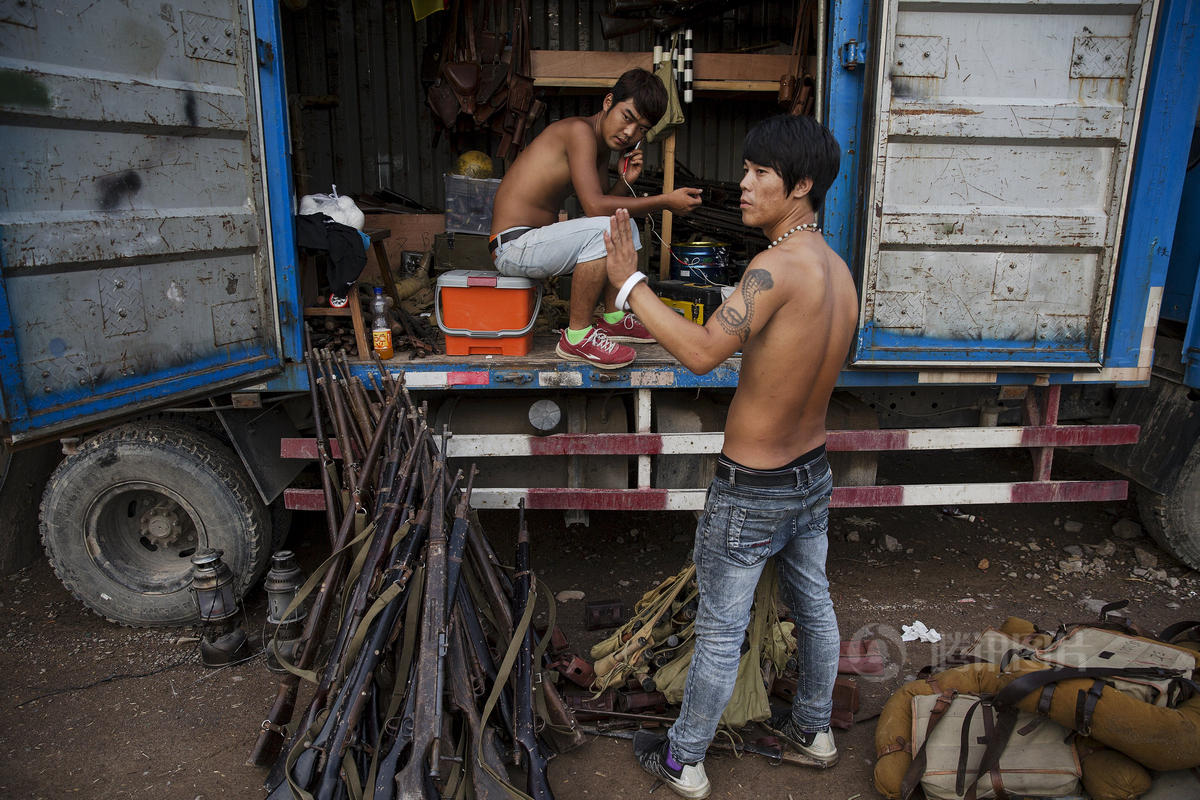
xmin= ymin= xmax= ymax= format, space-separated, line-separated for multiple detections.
xmin=445 ymin=466 xmax=476 ymax=606
xmin=599 ymin=13 xmax=650 ymax=39
xmin=373 ymin=671 xmax=418 ymax=800
xmin=318 ymin=349 xmax=364 ymax=491
xmin=337 ymin=350 xmax=375 ymax=444
xmin=448 ymin=607 xmax=511 ymax=800
xmin=538 ymin=672 xmax=584 ymax=753
xmin=457 ymin=580 xmax=514 ymax=736
xmin=257 ymin=387 xmax=401 ymax=778
xmin=392 ymin=461 xmax=447 ymax=800
xmin=313 ymin=554 xmax=420 ymax=800
xmin=320 ymin=428 xmax=424 ymax=695
xmin=513 ymin=502 xmax=555 ymax=799
xmin=248 ymin=678 xmax=297 ymax=766
xmin=466 ymin=518 xmax=514 ymax=637
xmin=304 ymin=330 xmax=341 ymax=547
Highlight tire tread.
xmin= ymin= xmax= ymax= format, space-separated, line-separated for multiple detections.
xmin=39 ymin=421 xmax=268 ymax=627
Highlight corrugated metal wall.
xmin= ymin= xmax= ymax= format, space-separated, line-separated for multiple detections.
xmin=281 ymin=0 xmax=801 ymax=208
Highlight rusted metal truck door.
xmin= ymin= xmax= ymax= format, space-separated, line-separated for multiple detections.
xmin=0 ymin=0 xmax=282 ymax=443
xmin=853 ymin=0 xmax=1159 ymax=367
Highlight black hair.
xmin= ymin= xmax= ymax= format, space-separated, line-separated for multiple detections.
xmin=743 ymin=114 xmax=841 ymax=212
xmin=610 ymin=68 xmax=667 ymax=127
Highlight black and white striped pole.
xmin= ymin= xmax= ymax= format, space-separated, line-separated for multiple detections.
xmin=683 ymin=28 xmax=694 ymax=104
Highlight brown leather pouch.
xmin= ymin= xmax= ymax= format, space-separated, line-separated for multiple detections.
xmin=777 ymin=73 xmax=797 ymax=106
xmin=427 ymin=80 xmax=461 ymax=128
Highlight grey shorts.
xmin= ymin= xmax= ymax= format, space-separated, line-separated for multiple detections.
xmin=492 ymin=216 xmax=642 ymax=280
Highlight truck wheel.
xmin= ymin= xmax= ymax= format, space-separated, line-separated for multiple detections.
xmin=40 ymin=423 xmax=269 ymax=626
xmin=1136 ymin=441 xmax=1200 ymax=571
xmin=0 ymin=442 xmax=61 ymax=575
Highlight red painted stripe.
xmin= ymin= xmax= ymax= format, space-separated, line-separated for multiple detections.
xmin=831 ymin=486 xmax=906 ymax=507
xmin=528 ymin=433 xmax=665 ymax=457
xmin=448 ymin=371 xmax=491 ymax=386
xmin=826 ymin=430 xmax=909 ymax=451
xmin=524 ymin=488 xmax=671 ymax=511
xmin=280 ymin=437 xmax=343 ymax=460
xmin=283 ymin=488 xmax=327 ymax=511
xmin=1018 ymin=425 xmax=1139 ymax=448
xmin=1010 ymin=480 xmax=1128 ymax=503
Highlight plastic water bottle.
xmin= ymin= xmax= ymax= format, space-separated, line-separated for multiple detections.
xmin=371 ymin=287 xmax=393 ymax=360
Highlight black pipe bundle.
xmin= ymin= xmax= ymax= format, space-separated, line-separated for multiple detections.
xmin=617 ymin=163 xmax=770 ymax=270
xmin=251 ymin=338 xmax=579 ymax=799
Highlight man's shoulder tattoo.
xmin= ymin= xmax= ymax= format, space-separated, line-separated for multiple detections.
xmin=715 ymin=268 xmax=774 ymax=344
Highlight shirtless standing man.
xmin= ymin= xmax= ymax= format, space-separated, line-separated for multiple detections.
xmin=489 ymin=68 xmax=703 ymax=369
xmin=603 ymin=114 xmax=858 ymax=799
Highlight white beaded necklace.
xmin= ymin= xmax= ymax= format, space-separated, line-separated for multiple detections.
xmin=767 ymin=221 xmax=821 ymax=249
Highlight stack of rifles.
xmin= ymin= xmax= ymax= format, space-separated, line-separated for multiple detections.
xmin=250 ymin=338 xmax=579 ymax=800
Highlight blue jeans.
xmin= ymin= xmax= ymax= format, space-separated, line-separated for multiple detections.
xmin=667 ymin=454 xmax=839 ymax=764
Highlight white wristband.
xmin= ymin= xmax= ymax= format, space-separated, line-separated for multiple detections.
xmin=616 ymin=271 xmax=648 ymax=312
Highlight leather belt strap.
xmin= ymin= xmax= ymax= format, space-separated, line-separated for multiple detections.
xmin=715 ymin=453 xmax=827 ymax=488
xmin=488 ymin=227 xmax=532 ymax=254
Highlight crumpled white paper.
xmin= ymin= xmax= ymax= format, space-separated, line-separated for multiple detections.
xmin=901 ymin=620 xmax=942 ymax=643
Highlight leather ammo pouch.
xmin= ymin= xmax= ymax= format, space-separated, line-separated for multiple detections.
xmin=908 ymin=692 xmax=1081 ymax=800
xmin=441 ymin=0 xmax=480 ymax=114
xmin=778 ymin=0 xmax=812 ymax=107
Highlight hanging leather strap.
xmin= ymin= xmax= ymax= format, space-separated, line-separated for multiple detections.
xmin=1074 ymin=678 xmax=1107 ymax=736
xmin=979 ymin=701 xmax=1009 ymax=800
xmin=899 ymin=689 xmax=958 ymax=800
xmin=1036 ymin=683 xmax=1056 ymax=716
xmin=954 ymin=698 xmax=983 ymax=798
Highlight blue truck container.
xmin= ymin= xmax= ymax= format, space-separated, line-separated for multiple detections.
xmin=1 ymin=0 xmax=1197 ymax=624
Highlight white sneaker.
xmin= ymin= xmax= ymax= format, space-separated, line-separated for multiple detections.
xmin=764 ymin=714 xmax=839 ymax=768
xmin=633 ymin=730 xmax=711 ymax=799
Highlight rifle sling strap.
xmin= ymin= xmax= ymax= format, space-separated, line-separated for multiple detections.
xmin=343 ymin=522 xmax=414 ymax=669
xmin=273 ymin=520 xmax=381 ymax=684
xmin=363 ymin=563 xmax=424 ymax=800
xmin=478 ymin=577 xmax=540 ymax=800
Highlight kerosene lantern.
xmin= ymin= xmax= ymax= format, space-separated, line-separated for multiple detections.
xmin=263 ymin=550 xmax=307 ymax=673
xmin=189 ymin=548 xmax=250 ymax=667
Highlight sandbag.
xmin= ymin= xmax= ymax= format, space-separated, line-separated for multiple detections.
xmin=872 ymin=661 xmax=1200 ymax=800
xmin=1079 ymin=745 xmax=1154 ymax=800
xmin=910 ymin=692 xmax=1080 ymax=799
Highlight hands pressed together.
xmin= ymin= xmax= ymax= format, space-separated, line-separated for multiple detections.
xmin=603 ymin=209 xmax=640 ymax=287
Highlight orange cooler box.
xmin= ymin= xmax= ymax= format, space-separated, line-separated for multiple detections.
xmin=435 ymin=270 xmax=542 ymax=356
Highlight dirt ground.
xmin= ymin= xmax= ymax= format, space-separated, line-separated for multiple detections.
xmin=1 ymin=449 xmax=1197 ymax=800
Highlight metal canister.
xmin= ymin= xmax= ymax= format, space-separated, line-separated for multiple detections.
xmin=668 ymin=241 xmax=730 ymax=285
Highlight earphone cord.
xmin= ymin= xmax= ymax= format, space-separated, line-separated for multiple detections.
xmin=621 ymin=173 xmax=732 ymax=288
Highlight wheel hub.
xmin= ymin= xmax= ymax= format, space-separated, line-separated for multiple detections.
xmin=139 ymin=501 xmax=185 ymax=546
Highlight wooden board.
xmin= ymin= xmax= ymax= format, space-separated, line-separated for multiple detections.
xmin=530 ymin=51 xmax=800 ymax=92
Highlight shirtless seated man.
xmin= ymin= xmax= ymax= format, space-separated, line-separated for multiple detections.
xmin=602 ymin=114 xmax=858 ymax=799
xmin=489 ymin=68 xmax=703 ymax=369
